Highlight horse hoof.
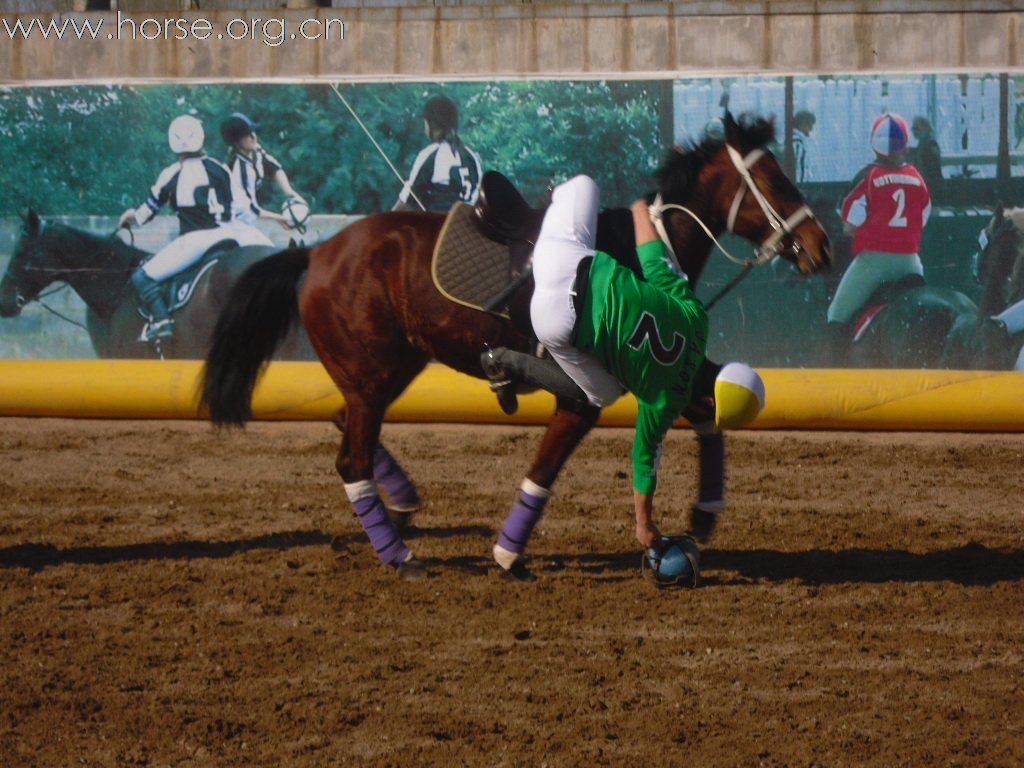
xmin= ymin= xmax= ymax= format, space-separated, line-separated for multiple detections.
xmin=688 ymin=506 xmax=719 ymax=543
xmin=395 ymin=556 xmax=428 ymax=580
xmin=497 ymin=560 xmax=536 ymax=583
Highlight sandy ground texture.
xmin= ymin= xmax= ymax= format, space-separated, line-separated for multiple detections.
xmin=1 ymin=418 xmax=1022 ymax=767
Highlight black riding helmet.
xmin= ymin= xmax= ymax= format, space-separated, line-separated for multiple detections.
xmin=423 ymin=95 xmax=458 ymax=133
xmin=220 ymin=112 xmax=259 ymax=145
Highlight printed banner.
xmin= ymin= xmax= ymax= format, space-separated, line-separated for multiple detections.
xmin=0 ymin=76 xmax=1021 ymax=370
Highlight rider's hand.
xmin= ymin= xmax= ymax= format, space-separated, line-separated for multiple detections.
xmin=118 ymin=209 xmax=135 ymax=229
xmin=633 ymin=490 xmax=661 ymax=549
xmin=636 ymin=520 xmax=662 ymax=550
xmin=630 ymin=198 xmax=651 ymax=218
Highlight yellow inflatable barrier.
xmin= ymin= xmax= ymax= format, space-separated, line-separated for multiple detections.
xmin=0 ymin=360 xmax=1022 ymax=431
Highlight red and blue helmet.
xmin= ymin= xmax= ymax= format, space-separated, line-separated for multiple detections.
xmin=870 ymin=113 xmax=910 ymax=158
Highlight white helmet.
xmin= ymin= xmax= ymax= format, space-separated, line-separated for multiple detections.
xmin=168 ymin=114 xmax=204 ymax=154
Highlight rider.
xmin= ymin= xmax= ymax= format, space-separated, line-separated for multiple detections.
xmin=220 ymin=112 xmax=307 ymax=228
xmin=825 ymin=113 xmax=932 ymax=362
xmin=482 ymin=175 xmax=765 ymax=578
xmin=393 ymin=94 xmax=483 ymax=212
xmin=118 ymin=114 xmax=274 ymax=341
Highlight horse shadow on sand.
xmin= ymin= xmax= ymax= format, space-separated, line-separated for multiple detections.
xmin=2 ymin=525 xmax=1022 ymax=587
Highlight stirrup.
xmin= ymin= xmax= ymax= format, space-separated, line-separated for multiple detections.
xmin=140 ymin=318 xmax=174 ymax=342
xmin=480 ymin=349 xmax=519 ymax=415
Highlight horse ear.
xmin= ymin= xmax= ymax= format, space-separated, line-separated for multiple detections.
xmin=26 ymin=209 xmax=41 ymax=235
xmin=288 ymin=237 xmax=297 ymax=248
xmin=993 ymin=206 xmax=1005 ymax=225
xmin=723 ymin=112 xmax=738 ymax=142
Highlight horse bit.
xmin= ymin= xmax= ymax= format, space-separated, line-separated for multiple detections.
xmin=648 ymin=144 xmax=816 ymax=270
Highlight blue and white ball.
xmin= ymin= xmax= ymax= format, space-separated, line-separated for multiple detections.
xmin=644 ymin=535 xmax=700 ymax=588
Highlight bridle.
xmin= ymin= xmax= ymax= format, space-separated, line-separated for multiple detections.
xmin=649 ymin=143 xmax=816 ymax=269
xmin=1 ymin=219 xmax=120 ymax=331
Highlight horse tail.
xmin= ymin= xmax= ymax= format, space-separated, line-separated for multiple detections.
xmin=201 ymin=246 xmax=310 ymax=426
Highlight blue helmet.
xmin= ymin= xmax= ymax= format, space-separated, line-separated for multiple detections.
xmin=220 ymin=112 xmax=259 ymax=145
xmin=643 ymin=536 xmax=700 ymax=588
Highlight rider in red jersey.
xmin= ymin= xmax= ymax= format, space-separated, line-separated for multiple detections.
xmin=825 ymin=113 xmax=932 ymax=362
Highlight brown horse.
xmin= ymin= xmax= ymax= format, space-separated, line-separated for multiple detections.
xmin=972 ymin=207 xmax=1024 ymax=369
xmin=202 ymin=115 xmax=831 ymax=578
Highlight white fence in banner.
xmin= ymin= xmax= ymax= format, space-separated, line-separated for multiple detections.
xmin=673 ymin=75 xmax=1013 ymax=182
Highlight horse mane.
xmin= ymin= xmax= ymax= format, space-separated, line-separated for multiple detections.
xmin=43 ymin=219 xmax=148 ymax=269
xmin=655 ymin=114 xmax=776 ymax=201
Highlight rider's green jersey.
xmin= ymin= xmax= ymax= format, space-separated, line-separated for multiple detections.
xmin=575 ymin=239 xmax=709 ymax=494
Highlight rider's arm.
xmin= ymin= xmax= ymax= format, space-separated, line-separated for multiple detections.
xmin=272 ymin=168 xmax=305 ymax=203
xmin=633 ymin=490 xmax=660 ymax=549
xmin=397 ymin=145 xmax=436 ymax=208
xmin=121 ymin=165 xmax=177 ymax=228
xmin=630 ymin=198 xmax=699 ymax=302
xmin=631 ymin=402 xmax=674 ymax=547
xmin=840 ymin=168 xmax=871 ymax=229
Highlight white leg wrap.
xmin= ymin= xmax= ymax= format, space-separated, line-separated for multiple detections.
xmin=520 ymin=478 xmax=551 ymax=498
xmin=344 ymin=480 xmax=377 ymax=503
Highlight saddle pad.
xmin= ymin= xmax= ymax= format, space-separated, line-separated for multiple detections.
xmin=432 ymin=203 xmax=512 ymax=318
xmin=135 ymin=258 xmax=218 ymax=322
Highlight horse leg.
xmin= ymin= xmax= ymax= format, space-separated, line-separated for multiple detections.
xmin=331 ymin=409 xmax=423 ymax=520
xmin=493 ymin=401 xmax=600 ymax=580
xmin=690 ymin=423 xmax=725 ymax=542
xmin=336 ymin=394 xmax=424 ymax=579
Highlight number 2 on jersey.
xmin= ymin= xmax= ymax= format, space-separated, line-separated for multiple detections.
xmin=888 ymin=188 xmax=907 ymax=227
xmin=627 ymin=311 xmax=686 ymax=365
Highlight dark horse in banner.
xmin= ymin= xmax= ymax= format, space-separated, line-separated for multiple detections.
xmin=0 ymin=212 xmax=313 ymax=360
xmin=970 ymin=206 xmax=1024 ymax=370
xmin=202 ymin=115 xmax=832 ymax=578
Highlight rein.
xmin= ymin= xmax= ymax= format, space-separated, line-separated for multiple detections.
xmin=648 ymin=142 xmax=815 ymax=308
xmin=4 ymin=226 xmax=133 ymax=331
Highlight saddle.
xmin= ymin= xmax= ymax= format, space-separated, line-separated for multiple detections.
xmin=475 ymin=170 xmax=545 ymax=246
xmin=135 ymin=239 xmax=237 ymax=321
xmin=432 ymin=172 xmax=544 ymax=320
xmin=431 ymin=171 xmax=641 ymax=322
xmin=851 ymin=273 xmax=927 ymax=343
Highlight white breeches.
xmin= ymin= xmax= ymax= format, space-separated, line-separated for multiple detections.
xmin=530 ymin=175 xmax=625 ymax=408
xmin=141 ymin=222 xmax=273 ymax=282
xmin=827 ymin=250 xmax=925 ymax=324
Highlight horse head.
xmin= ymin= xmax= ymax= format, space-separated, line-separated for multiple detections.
xmin=654 ymin=112 xmax=831 ymax=281
xmin=972 ymin=206 xmax=1024 ymax=367
xmin=975 ymin=206 xmax=1024 ymax=313
xmin=0 ymin=210 xmax=52 ymax=318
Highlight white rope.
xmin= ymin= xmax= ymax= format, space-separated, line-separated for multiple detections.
xmin=328 ymin=83 xmax=427 ymax=212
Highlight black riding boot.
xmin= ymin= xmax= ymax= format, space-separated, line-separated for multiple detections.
xmin=480 ymin=347 xmax=589 ymax=415
xmin=130 ymin=268 xmax=173 ymax=341
xmin=822 ymin=322 xmax=849 ymax=367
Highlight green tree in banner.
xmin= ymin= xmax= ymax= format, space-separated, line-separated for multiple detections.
xmin=0 ymin=80 xmax=662 ymax=217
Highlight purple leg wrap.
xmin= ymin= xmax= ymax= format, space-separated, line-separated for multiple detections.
xmin=352 ymin=493 xmax=409 ymax=566
xmin=497 ymin=489 xmax=548 ymax=555
xmin=698 ymin=431 xmax=725 ymax=504
xmin=373 ymin=444 xmax=421 ymax=510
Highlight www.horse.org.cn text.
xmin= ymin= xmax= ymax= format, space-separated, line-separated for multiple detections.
xmin=1 ymin=13 xmax=347 ymax=47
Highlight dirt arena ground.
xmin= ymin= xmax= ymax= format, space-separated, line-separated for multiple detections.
xmin=1 ymin=418 xmax=1022 ymax=767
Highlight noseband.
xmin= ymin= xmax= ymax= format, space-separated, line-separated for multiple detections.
xmin=650 ymin=144 xmax=815 ymax=269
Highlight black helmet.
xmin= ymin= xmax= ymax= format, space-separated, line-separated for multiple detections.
xmin=423 ymin=95 xmax=458 ymax=133
xmin=220 ymin=112 xmax=258 ymax=145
